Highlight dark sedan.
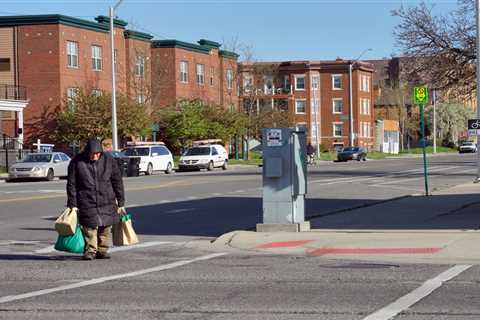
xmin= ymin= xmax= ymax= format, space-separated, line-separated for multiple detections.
xmin=106 ymin=151 xmax=140 ymax=177
xmin=337 ymin=147 xmax=367 ymax=162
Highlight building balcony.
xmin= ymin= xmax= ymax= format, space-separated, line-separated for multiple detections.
xmin=240 ymin=87 xmax=292 ymax=99
xmin=0 ymin=85 xmax=27 ymax=101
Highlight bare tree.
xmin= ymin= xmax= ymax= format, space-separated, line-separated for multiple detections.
xmin=392 ymin=0 xmax=476 ymax=100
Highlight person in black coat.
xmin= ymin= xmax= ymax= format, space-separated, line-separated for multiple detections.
xmin=67 ymin=139 xmax=125 ymax=260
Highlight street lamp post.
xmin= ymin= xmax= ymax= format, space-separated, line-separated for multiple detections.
xmin=476 ymin=0 xmax=480 ymax=182
xmin=110 ymin=0 xmax=124 ymax=151
xmin=348 ymin=48 xmax=372 ymax=147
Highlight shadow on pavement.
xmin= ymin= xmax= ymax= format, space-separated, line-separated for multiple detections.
xmin=130 ymin=193 xmax=480 ymax=238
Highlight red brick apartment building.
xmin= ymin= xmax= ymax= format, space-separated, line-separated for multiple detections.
xmin=0 ymin=14 xmax=154 ymax=144
xmin=239 ymin=60 xmax=375 ymax=150
xmin=151 ymin=39 xmax=239 ymax=109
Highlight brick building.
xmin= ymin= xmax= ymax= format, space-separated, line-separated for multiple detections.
xmin=0 ymin=14 xmax=153 ymax=144
xmin=151 ymin=39 xmax=239 ymax=109
xmin=239 ymin=59 xmax=375 ymax=150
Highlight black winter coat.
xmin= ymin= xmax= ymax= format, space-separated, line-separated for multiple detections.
xmin=67 ymin=152 xmax=125 ymax=228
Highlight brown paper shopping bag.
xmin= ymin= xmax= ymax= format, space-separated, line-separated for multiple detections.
xmin=54 ymin=207 xmax=78 ymax=236
xmin=112 ymin=214 xmax=139 ymax=246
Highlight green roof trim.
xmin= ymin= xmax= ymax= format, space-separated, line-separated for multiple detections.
xmin=94 ymin=15 xmax=128 ymax=28
xmin=0 ymin=14 xmax=113 ymax=33
xmin=198 ymin=39 xmax=221 ymax=49
xmin=219 ymin=50 xmax=239 ymax=59
xmin=151 ymin=40 xmax=211 ymax=54
xmin=124 ymin=29 xmax=153 ymax=41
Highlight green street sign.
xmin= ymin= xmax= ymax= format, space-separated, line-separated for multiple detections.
xmin=413 ymin=86 xmax=429 ymax=105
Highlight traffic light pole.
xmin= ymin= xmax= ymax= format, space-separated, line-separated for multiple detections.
xmin=420 ymin=104 xmax=429 ymax=196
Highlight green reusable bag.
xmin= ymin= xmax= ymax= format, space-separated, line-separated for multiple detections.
xmin=54 ymin=225 xmax=85 ymax=253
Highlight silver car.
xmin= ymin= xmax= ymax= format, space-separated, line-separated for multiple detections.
xmin=8 ymin=152 xmax=71 ymax=181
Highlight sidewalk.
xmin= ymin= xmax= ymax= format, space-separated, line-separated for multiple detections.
xmin=213 ymin=182 xmax=480 ymax=265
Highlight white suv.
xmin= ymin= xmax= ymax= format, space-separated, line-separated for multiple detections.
xmin=123 ymin=143 xmax=174 ymax=175
xmin=179 ymin=144 xmax=228 ymax=171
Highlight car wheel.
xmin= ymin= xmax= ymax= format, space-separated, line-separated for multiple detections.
xmin=207 ymin=161 xmax=214 ymax=171
xmin=222 ymin=160 xmax=228 ymax=170
xmin=46 ymin=169 xmax=54 ymax=181
xmin=362 ymin=155 xmax=367 ymax=161
xmin=146 ymin=163 xmax=153 ymax=175
xmin=165 ymin=162 xmax=173 ymax=174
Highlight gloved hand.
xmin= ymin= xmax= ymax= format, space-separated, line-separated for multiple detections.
xmin=117 ymin=206 xmax=127 ymax=215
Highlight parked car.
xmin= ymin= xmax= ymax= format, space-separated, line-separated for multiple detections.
xmin=8 ymin=152 xmax=71 ymax=181
xmin=106 ymin=150 xmax=140 ymax=177
xmin=179 ymin=143 xmax=228 ymax=171
xmin=123 ymin=142 xmax=174 ymax=175
xmin=336 ymin=147 xmax=367 ymax=162
xmin=458 ymin=141 xmax=477 ymax=153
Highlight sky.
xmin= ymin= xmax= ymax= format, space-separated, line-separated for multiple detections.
xmin=0 ymin=0 xmax=460 ymax=61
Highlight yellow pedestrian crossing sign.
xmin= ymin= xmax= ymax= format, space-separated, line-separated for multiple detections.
xmin=414 ymin=86 xmax=429 ymax=105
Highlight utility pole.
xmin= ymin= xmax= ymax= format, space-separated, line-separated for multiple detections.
xmin=312 ymin=74 xmax=320 ymax=159
xmin=110 ymin=0 xmax=124 ymax=151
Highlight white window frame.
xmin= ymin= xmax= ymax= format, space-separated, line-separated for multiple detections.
xmin=264 ymin=75 xmax=274 ymax=94
xmin=311 ymin=75 xmax=319 ymax=90
xmin=91 ymin=89 xmax=102 ymax=97
xmin=361 ymin=75 xmax=370 ymax=92
xmin=333 ymin=122 xmax=343 ymax=137
xmin=196 ymin=64 xmax=205 ymax=85
xmin=137 ymin=94 xmax=145 ymax=104
xmin=295 ymin=99 xmax=307 ymax=114
xmin=294 ymin=74 xmax=305 ymax=91
xmin=361 ymin=98 xmax=371 ymax=115
xmin=332 ymin=74 xmax=342 ymax=90
xmin=332 ymin=98 xmax=343 ymax=114
xmin=66 ymin=41 xmax=78 ymax=68
xmin=135 ymin=55 xmax=145 ymax=78
xmin=226 ymin=69 xmax=233 ymax=90
xmin=180 ymin=61 xmax=188 ymax=83
xmin=243 ymin=75 xmax=253 ymax=93
xmin=67 ymin=87 xmax=79 ymax=110
xmin=91 ymin=45 xmax=102 ymax=71
xmin=284 ymin=75 xmax=290 ymax=90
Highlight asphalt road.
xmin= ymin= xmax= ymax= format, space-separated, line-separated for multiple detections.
xmin=0 ymin=153 xmax=479 ymax=319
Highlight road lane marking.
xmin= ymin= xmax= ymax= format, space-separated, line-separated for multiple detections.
xmin=362 ymin=264 xmax=472 ymax=320
xmin=35 ymin=240 xmax=173 ymax=254
xmin=0 ymin=252 xmax=227 ymax=304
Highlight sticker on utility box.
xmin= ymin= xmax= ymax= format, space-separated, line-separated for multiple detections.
xmin=266 ymin=129 xmax=283 ymax=147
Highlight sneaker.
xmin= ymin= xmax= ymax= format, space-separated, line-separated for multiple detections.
xmin=95 ymin=251 xmax=111 ymax=259
xmin=82 ymin=252 xmax=95 ymax=260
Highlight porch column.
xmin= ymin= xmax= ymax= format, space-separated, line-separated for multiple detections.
xmin=17 ymin=108 xmax=23 ymax=148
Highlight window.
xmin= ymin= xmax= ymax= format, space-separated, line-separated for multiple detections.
xmin=60 ymin=153 xmax=70 ymax=161
xmin=66 ymin=41 xmax=78 ymax=68
xmin=137 ymin=94 xmax=145 ymax=104
xmin=158 ymin=146 xmax=170 ymax=155
xmin=295 ymin=99 xmax=306 ymax=114
xmin=295 ymin=75 xmax=305 ymax=90
xmin=332 ymin=74 xmax=342 ymax=90
xmin=284 ymin=75 xmax=290 ymax=91
xmin=264 ymin=76 xmax=273 ymax=94
xmin=180 ymin=61 xmax=188 ymax=83
xmin=226 ymin=69 xmax=233 ymax=90
xmin=361 ymin=98 xmax=371 ymax=115
xmin=361 ymin=75 xmax=370 ymax=92
xmin=67 ymin=87 xmax=79 ymax=110
xmin=333 ymin=123 xmax=343 ymax=137
xmin=0 ymin=58 xmax=10 ymax=71
xmin=243 ymin=75 xmax=253 ymax=93
xmin=311 ymin=75 xmax=319 ymax=90
xmin=135 ymin=55 xmax=145 ymax=78
xmin=91 ymin=89 xmax=102 ymax=97
xmin=209 ymin=67 xmax=215 ymax=86
xmin=196 ymin=64 xmax=204 ymax=85
xmin=91 ymin=45 xmax=102 ymax=71
xmin=360 ymin=122 xmax=371 ymax=138
xmin=333 ymin=98 xmax=343 ymax=114
xmin=211 ymin=147 xmax=218 ymax=155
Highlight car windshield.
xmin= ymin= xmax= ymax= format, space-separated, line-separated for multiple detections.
xmin=342 ymin=147 xmax=359 ymax=152
xmin=184 ymin=147 xmax=211 ymax=156
xmin=123 ymin=148 xmax=149 ymax=156
xmin=23 ymin=154 xmax=52 ymax=163
xmin=463 ymin=142 xmax=474 ymax=145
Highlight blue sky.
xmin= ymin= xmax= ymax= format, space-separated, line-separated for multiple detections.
xmin=1 ymin=0 xmax=459 ymax=61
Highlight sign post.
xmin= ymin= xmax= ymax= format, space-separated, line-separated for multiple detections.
xmin=414 ymin=86 xmax=429 ymax=196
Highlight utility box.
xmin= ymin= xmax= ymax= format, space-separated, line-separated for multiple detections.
xmin=257 ymin=128 xmax=310 ymax=232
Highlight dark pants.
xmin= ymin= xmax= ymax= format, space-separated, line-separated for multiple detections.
xmin=82 ymin=226 xmax=112 ymax=254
